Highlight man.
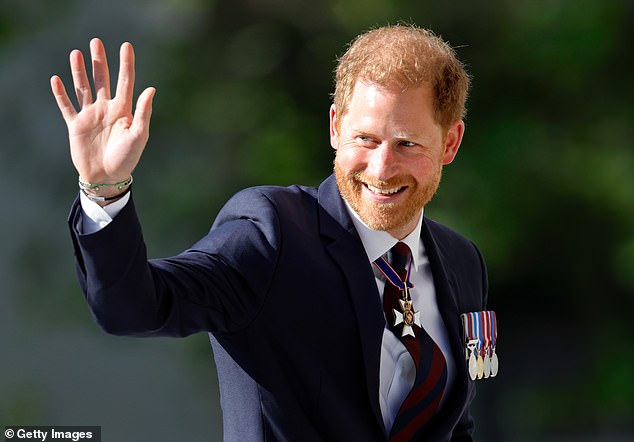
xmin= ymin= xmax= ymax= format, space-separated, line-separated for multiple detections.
xmin=51 ymin=24 xmax=490 ymax=441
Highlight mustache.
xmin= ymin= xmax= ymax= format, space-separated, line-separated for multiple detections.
xmin=350 ymin=171 xmax=414 ymax=188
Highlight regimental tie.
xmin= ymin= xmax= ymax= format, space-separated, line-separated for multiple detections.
xmin=374 ymin=242 xmax=448 ymax=442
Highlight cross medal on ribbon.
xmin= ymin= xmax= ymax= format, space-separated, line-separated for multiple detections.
xmin=374 ymin=250 xmax=422 ymax=337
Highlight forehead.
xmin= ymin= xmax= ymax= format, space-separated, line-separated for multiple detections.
xmin=348 ymin=80 xmax=433 ymax=109
xmin=344 ymin=81 xmax=438 ymax=132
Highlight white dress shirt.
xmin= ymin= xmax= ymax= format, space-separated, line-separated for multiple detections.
xmin=345 ymin=204 xmax=455 ymax=433
xmin=80 ymin=192 xmax=455 ymax=433
xmin=79 ymin=191 xmax=130 ymax=234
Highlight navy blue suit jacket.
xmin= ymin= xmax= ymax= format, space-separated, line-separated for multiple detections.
xmin=69 ymin=175 xmax=488 ymax=441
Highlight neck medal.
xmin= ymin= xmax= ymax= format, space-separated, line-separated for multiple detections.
xmin=373 ymin=254 xmax=420 ymax=338
xmin=392 ymin=286 xmax=421 ymax=338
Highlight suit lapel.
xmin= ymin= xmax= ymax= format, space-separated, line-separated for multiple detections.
xmin=317 ymin=176 xmax=388 ymax=435
xmin=315 ymin=176 xmax=471 ymax=435
xmin=421 ymin=219 xmax=471 ymax=431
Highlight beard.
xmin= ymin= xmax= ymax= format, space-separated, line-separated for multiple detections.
xmin=334 ymin=157 xmax=442 ymax=235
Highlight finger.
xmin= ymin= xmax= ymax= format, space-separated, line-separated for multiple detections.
xmin=130 ymin=87 xmax=156 ymax=140
xmin=90 ymin=37 xmax=111 ymax=100
xmin=70 ymin=49 xmax=93 ymax=108
xmin=50 ymin=75 xmax=78 ymax=122
xmin=114 ymin=42 xmax=136 ymax=111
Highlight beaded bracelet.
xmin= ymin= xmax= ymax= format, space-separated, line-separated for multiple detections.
xmin=78 ymin=175 xmax=133 ymax=191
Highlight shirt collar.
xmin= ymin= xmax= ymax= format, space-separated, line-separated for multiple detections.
xmin=345 ymin=201 xmax=424 ymax=272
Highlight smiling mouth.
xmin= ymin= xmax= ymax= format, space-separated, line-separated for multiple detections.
xmin=363 ymin=183 xmax=407 ymax=196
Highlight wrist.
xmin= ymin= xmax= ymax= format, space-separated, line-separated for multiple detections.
xmin=78 ymin=175 xmax=133 ymax=206
xmin=80 ymin=186 xmax=131 ymax=207
xmin=78 ymin=175 xmax=133 ymax=192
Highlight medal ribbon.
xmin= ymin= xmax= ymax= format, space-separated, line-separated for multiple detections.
xmin=460 ymin=312 xmax=478 ymax=344
xmin=472 ymin=312 xmax=482 ymax=353
xmin=461 ymin=311 xmax=497 ymax=350
xmin=460 ymin=313 xmax=468 ymax=342
xmin=490 ymin=311 xmax=497 ymax=349
xmin=373 ymin=253 xmax=414 ymax=292
xmin=480 ymin=311 xmax=490 ymax=357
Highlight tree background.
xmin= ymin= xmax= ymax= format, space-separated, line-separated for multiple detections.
xmin=1 ymin=0 xmax=632 ymax=440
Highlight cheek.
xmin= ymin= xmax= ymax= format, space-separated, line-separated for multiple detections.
xmin=335 ymin=146 xmax=366 ymax=172
xmin=409 ymin=156 xmax=442 ymax=178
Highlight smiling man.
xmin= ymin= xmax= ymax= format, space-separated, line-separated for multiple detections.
xmin=332 ymin=81 xmax=463 ymax=239
xmin=52 ymin=24 xmax=490 ymax=441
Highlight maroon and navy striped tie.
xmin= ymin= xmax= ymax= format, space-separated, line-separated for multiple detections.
xmin=380 ymin=242 xmax=448 ymax=441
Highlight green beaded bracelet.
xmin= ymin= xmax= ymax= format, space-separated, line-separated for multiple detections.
xmin=78 ymin=175 xmax=133 ymax=191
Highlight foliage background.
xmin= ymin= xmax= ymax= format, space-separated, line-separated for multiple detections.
xmin=1 ymin=0 xmax=632 ymax=440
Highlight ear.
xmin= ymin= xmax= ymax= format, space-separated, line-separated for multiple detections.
xmin=329 ymin=104 xmax=339 ymax=150
xmin=442 ymin=120 xmax=465 ymax=165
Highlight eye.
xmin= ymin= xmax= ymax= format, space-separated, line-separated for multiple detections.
xmin=398 ymin=140 xmax=417 ymax=148
xmin=356 ymin=135 xmax=377 ymax=146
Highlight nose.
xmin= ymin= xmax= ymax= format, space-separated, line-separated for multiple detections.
xmin=366 ymin=142 xmax=398 ymax=180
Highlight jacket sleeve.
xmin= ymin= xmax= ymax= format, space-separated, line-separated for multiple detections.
xmin=450 ymin=385 xmax=476 ymax=441
xmin=68 ymin=189 xmax=281 ymax=337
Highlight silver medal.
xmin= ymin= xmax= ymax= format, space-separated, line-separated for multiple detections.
xmin=466 ymin=339 xmax=478 ymax=381
xmin=483 ymin=350 xmax=491 ymax=378
xmin=490 ymin=348 xmax=499 ymax=377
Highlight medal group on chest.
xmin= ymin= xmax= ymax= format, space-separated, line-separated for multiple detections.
xmin=461 ymin=311 xmax=499 ymax=380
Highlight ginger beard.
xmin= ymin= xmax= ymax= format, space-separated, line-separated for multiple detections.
xmin=334 ymin=155 xmax=443 ymax=235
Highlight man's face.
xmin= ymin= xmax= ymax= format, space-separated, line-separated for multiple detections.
xmin=330 ymin=81 xmax=464 ymax=239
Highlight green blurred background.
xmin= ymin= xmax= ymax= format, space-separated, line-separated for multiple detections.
xmin=1 ymin=0 xmax=633 ymax=440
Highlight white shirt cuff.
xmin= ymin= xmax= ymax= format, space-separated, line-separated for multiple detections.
xmin=79 ymin=191 xmax=131 ymax=234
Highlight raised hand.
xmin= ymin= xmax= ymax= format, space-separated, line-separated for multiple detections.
xmin=51 ymin=38 xmax=156 ymax=197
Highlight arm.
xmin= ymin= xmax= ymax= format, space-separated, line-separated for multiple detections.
xmin=55 ymin=39 xmax=279 ymax=337
xmin=78 ymin=190 xmax=129 ymax=234
xmin=69 ymin=188 xmax=281 ymax=337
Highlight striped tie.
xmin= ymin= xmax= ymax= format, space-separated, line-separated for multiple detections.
xmin=380 ymin=242 xmax=447 ymax=441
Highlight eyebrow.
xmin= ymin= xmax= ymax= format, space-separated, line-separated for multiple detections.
xmin=351 ymin=128 xmax=420 ymax=138
xmin=350 ymin=127 xmax=436 ymax=146
xmin=393 ymin=131 xmax=421 ymax=140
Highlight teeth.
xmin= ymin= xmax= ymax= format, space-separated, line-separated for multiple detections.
xmin=366 ymin=184 xmax=402 ymax=195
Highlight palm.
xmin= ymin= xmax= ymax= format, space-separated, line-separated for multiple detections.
xmin=51 ymin=38 xmax=155 ymax=183
xmin=68 ymin=100 xmax=139 ymax=180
